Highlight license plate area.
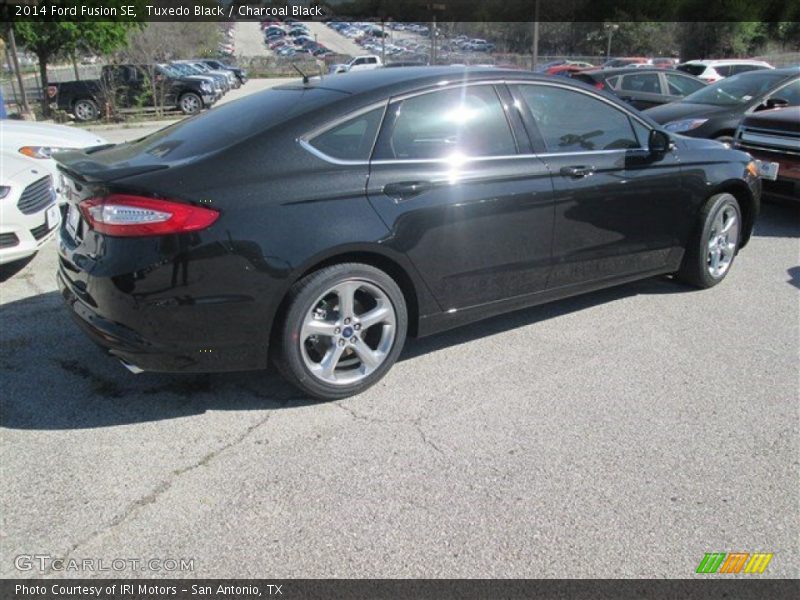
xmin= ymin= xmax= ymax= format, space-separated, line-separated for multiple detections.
xmin=46 ymin=204 xmax=60 ymax=230
xmin=756 ymin=160 xmax=779 ymax=181
xmin=65 ymin=203 xmax=82 ymax=240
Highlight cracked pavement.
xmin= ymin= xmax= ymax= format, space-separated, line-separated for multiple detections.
xmin=0 ymin=158 xmax=798 ymax=577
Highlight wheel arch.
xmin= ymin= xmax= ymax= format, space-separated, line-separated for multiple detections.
xmin=271 ymin=247 xmax=430 ymax=350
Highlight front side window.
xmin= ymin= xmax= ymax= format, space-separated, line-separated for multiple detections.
xmin=376 ymin=85 xmax=517 ymax=160
xmin=620 ymin=73 xmax=661 ymax=94
xmin=307 ymin=106 xmax=384 ymax=161
xmin=666 ymin=73 xmax=705 ymax=96
xmin=515 ymin=85 xmax=640 ymax=152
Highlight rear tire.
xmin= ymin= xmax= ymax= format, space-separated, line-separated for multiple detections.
xmin=274 ymin=263 xmax=408 ymax=400
xmin=676 ymin=193 xmax=742 ymax=288
xmin=73 ymin=98 xmax=99 ymax=122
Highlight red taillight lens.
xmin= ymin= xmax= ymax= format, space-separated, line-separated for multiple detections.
xmin=79 ymin=194 xmax=219 ymax=237
xmin=47 ymin=85 xmax=58 ymax=98
xmin=594 ymin=81 xmax=605 ymax=90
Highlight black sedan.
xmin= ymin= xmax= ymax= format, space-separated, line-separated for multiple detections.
xmin=645 ymin=67 xmax=800 ymax=143
xmin=55 ymin=68 xmax=761 ymax=399
xmin=571 ymin=68 xmax=707 ymax=110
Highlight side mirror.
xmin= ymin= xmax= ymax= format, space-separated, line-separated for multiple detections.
xmin=648 ymin=129 xmax=671 ymax=154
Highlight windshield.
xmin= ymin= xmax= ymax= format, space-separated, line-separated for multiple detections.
xmin=682 ymin=71 xmax=788 ymax=106
xmin=169 ymin=63 xmax=191 ymax=76
xmin=159 ymin=65 xmax=181 ymax=78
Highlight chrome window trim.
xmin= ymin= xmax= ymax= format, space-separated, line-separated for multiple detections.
xmin=299 ymin=78 xmax=658 ymax=166
xmin=298 ymin=99 xmax=389 ymax=165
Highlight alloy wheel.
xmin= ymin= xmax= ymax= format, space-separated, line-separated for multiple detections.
xmin=706 ymin=203 xmax=739 ymax=278
xmin=300 ymin=280 xmax=397 ymax=385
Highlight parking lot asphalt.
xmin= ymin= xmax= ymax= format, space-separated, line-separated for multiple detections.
xmin=0 ymin=171 xmax=798 ymax=577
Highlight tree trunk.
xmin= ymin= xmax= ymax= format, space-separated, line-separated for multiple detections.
xmin=37 ymin=53 xmax=50 ymax=118
xmin=72 ymin=53 xmax=80 ymax=80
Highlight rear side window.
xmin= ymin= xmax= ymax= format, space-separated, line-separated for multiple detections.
xmin=731 ymin=65 xmax=760 ymax=74
xmin=308 ymin=107 xmax=384 ymax=161
xmin=714 ymin=65 xmax=732 ymax=77
xmin=619 ymin=73 xmax=661 ymax=94
xmin=515 ymin=85 xmax=640 ymax=152
xmin=375 ymin=85 xmax=517 ymax=160
xmin=677 ymin=64 xmax=707 ymax=77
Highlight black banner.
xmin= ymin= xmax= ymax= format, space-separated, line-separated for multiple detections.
xmin=2 ymin=580 xmax=800 ymax=600
xmin=2 ymin=0 xmax=799 ymax=23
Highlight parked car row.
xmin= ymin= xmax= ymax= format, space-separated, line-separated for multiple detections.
xmin=48 ymin=59 xmax=247 ymax=122
xmin=263 ymin=20 xmax=334 ymax=58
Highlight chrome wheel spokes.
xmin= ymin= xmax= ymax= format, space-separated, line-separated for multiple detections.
xmin=706 ymin=204 xmax=739 ymax=279
xmin=300 ymin=280 xmax=397 ymax=385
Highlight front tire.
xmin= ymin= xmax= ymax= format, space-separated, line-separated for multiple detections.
xmin=677 ymin=193 xmax=742 ymax=288
xmin=275 ymin=263 xmax=408 ymax=400
xmin=179 ymin=92 xmax=203 ymax=115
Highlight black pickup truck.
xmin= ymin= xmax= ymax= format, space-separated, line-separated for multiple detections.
xmin=48 ymin=64 xmax=217 ymax=122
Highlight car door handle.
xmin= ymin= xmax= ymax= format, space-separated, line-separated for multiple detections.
xmin=560 ymin=166 xmax=595 ymax=179
xmin=383 ymin=181 xmax=433 ymax=200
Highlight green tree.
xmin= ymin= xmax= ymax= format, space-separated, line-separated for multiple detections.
xmin=15 ymin=18 xmax=137 ymax=117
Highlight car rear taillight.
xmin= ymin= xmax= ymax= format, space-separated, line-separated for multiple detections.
xmin=79 ymin=194 xmax=219 ymax=237
xmin=594 ymin=81 xmax=605 ymax=90
xmin=47 ymin=85 xmax=58 ymax=98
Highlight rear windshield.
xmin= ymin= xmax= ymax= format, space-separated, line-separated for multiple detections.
xmin=677 ymin=64 xmax=707 ymax=76
xmin=95 ymin=86 xmax=348 ymax=165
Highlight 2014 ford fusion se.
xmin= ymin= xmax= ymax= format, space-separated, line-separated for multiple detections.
xmin=56 ymin=67 xmax=761 ymax=400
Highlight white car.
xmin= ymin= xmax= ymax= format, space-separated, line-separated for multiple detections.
xmin=335 ymin=55 xmax=383 ymax=74
xmin=0 ymin=120 xmax=107 ymax=202
xmin=676 ymin=59 xmax=773 ymax=83
xmin=0 ymin=152 xmax=60 ymax=265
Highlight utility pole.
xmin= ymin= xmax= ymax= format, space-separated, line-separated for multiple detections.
xmin=430 ymin=15 xmax=436 ymax=65
xmin=605 ymin=24 xmax=619 ymax=61
xmin=381 ymin=21 xmax=386 ymax=65
xmin=531 ymin=0 xmax=540 ymax=71
xmin=6 ymin=25 xmax=32 ymax=117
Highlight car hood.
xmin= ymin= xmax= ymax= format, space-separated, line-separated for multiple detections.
xmin=0 ymin=120 xmax=107 ymax=149
xmin=644 ymin=101 xmax=738 ymax=124
xmin=0 ymin=151 xmax=49 ymax=182
xmin=741 ymin=106 xmax=800 ymax=132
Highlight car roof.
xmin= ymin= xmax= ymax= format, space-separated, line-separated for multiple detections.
xmin=681 ymin=59 xmax=772 ymax=66
xmin=581 ymin=67 xmax=692 ymax=77
xmin=276 ymin=67 xmax=575 ymax=97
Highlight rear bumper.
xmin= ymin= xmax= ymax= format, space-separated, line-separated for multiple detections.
xmin=56 ymin=262 xmax=270 ymax=374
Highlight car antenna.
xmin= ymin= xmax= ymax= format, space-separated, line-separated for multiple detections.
xmin=293 ymin=64 xmax=309 ymax=84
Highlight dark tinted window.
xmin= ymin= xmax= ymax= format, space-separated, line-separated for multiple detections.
xmin=731 ymin=64 xmax=761 ymax=74
xmin=665 ymin=73 xmax=705 ymax=96
xmin=620 ymin=73 xmax=661 ymax=94
xmin=308 ymin=107 xmax=384 ymax=161
xmin=677 ymin=64 xmax=707 ymax=77
xmin=768 ymin=80 xmax=800 ymax=106
xmin=378 ymin=85 xmax=516 ymax=160
xmin=516 ymin=85 xmax=640 ymax=152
